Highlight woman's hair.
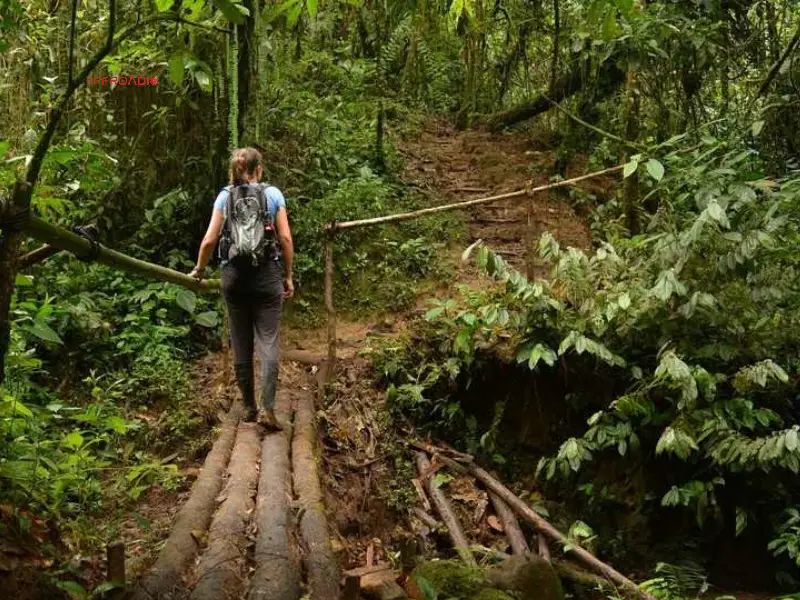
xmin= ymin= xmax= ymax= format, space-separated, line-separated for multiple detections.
xmin=229 ymin=147 xmax=262 ymax=186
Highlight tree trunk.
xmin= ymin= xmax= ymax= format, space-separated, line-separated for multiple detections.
xmin=623 ymin=67 xmax=640 ymax=236
xmin=484 ymin=59 xmax=624 ymax=131
xmin=550 ymin=0 xmax=559 ymax=92
xmin=236 ymin=0 xmax=256 ymax=142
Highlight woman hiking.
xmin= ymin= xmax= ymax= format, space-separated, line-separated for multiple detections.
xmin=189 ymin=147 xmax=294 ymax=431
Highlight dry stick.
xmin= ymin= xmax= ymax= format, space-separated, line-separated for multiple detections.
xmin=326 ymin=166 xmax=624 ymax=233
xmin=190 ymin=423 xmax=262 ymax=600
xmin=248 ymin=390 xmax=300 ymax=600
xmin=415 ymin=453 xmax=476 ymax=567
xmin=18 ymin=244 xmax=60 ymax=268
xmin=293 ymin=384 xmax=340 ymax=600
xmin=130 ymin=414 xmax=238 ymax=600
xmin=438 ymin=456 xmax=654 ymax=600
xmin=411 ymin=507 xmax=440 ymax=529
xmin=488 ymin=492 xmax=530 ymax=556
xmin=538 ymin=534 xmax=552 ymax=564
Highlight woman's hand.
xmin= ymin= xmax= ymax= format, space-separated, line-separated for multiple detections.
xmin=189 ymin=267 xmax=205 ymax=281
xmin=283 ymin=277 xmax=295 ymax=299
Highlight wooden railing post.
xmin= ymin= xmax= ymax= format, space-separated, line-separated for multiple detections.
xmin=324 ymin=226 xmax=337 ymax=376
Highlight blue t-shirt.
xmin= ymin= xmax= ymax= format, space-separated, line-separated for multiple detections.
xmin=213 ymin=183 xmax=286 ymax=218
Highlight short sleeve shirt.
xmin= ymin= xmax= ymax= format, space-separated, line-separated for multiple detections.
xmin=213 ymin=183 xmax=286 ymax=218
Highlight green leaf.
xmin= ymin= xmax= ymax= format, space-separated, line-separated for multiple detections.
xmin=615 ymin=0 xmax=633 ymax=16
xmin=0 ymin=141 xmax=9 ymax=156
xmin=431 ymin=472 xmax=452 ymax=489
xmin=306 ymin=0 xmax=317 ymax=19
xmin=287 ymin=1 xmax=303 ymax=27
xmin=155 ymin=0 xmax=173 ymax=10
xmin=415 ymin=575 xmax=439 ymax=600
xmin=618 ymin=293 xmax=631 ymax=310
xmin=194 ymin=69 xmax=211 ymax=91
xmin=168 ymin=55 xmax=184 ymax=87
xmin=57 ymin=581 xmax=88 ymax=599
xmin=91 ymin=581 xmax=123 ymax=597
xmin=646 ymin=159 xmax=664 ymax=182
xmin=214 ymin=0 xmax=246 ymax=23
xmin=751 ymin=120 xmax=765 ymax=136
xmin=602 ymin=10 xmax=619 ymax=41
xmin=623 ymin=159 xmax=639 ymax=178
xmin=63 ymin=431 xmax=84 ymax=449
xmin=176 ymin=290 xmax=197 ymax=314
xmin=23 ymin=320 xmax=63 ymax=344
xmin=195 ymin=311 xmax=219 ymax=328
xmin=15 ymin=274 xmax=33 ymax=286
xmin=735 ymin=507 xmax=747 ymax=536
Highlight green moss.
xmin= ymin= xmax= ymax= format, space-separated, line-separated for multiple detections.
xmin=470 ymin=590 xmax=516 ymax=600
xmin=413 ymin=560 xmax=489 ymax=597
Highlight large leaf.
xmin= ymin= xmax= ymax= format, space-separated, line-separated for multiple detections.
xmin=306 ymin=0 xmax=317 ymax=19
xmin=195 ymin=311 xmax=219 ymax=327
xmin=623 ymin=159 xmax=639 ymax=178
xmin=23 ymin=320 xmax=63 ymax=344
xmin=168 ymin=55 xmax=184 ymax=87
xmin=155 ymin=0 xmax=173 ymax=10
xmin=214 ymin=0 xmax=246 ymax=24
xmin=176 ymin=289 xmax=197 ymax=314
xmin=646 ymin=158 xmax=665 ymax=182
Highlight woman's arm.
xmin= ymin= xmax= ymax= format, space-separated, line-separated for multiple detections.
xmin=275 ymin=207 xmax=294 ymax=298
xmin=189 ymin=208 xmax=224 ymax=280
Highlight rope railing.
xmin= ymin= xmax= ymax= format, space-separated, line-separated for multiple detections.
xmin=322 ymin=164 xmax=625 ymax=370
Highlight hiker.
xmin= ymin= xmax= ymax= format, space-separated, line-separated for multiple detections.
xmin=189 ymin=147 xmax=294 ymax=431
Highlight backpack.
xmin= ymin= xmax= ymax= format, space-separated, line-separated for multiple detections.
xmin=219 ymin=183 xmax=279 ymax=267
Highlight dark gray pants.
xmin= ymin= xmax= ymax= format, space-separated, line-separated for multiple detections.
xmin=221 ymin=260 xmax=283 ymax=411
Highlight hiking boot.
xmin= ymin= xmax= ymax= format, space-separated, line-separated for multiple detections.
xmin=257 ymin=409 xmax=283 ymax=432
xmin=242 ymin=404 xmax=257 ymax=423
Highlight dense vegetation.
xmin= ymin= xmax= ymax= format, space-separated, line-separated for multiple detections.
xmin=2 ymin=0 xmax=800 ymax=596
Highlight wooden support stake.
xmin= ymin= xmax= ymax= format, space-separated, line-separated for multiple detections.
xmin=106 ymin=540 xmax=125 ymax=599
xmin=324 ymin=235 xmax=337 ymax=373
xmin=415 ymin=452 xmax=476 ymax=567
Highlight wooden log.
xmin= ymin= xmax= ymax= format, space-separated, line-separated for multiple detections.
xmin=489 ymin=492 xmax=530 ymax=556
xmin=293 ymin=385 xmax=340 ymax=600
xmin=189 ymin=423 xmax=261 ymax=600
xmin=21 ymin=215 xmax=219 ymax=292
xmin=248 ymin=390 xmax=300 ymax=600
xmin=441 ymin=458 xmax=653 ymax=600
xmin=326 ymin=167 xmax=623 ymax=233
xmin=106 ymin=540 xmax=125 ymax=599
xmin=415 ymin=453 xmax=476 ymax=567
xmin=129 ymin=413 xmax=238 ymax=600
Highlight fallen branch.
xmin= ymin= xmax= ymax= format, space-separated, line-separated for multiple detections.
xmin=437 ymin=456 xmax=654 ymax=600
xmin=408 ymin=439 xmax=474 ymax=463
xmin=415 ymin=452 xmax=476 ymax=567
xmin=18 ymin=244 xmax=60 ymax=268
xmin=489 ymin=492 xmax=530 ymax=556
xmin=411 ymin=507 xmax=440 ymax=529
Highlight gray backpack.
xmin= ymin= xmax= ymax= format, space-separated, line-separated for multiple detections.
xmin=219 ymin=183 xmax=279 ymax=266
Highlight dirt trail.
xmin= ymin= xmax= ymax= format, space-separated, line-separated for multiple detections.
xmin=401 ymin=119 xmax=612 ymax=272
xmin=129 ymin=121 xmax=615 ymax=599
